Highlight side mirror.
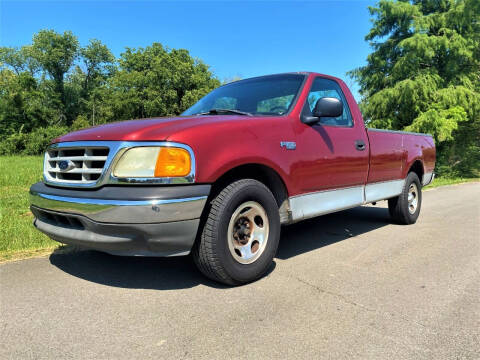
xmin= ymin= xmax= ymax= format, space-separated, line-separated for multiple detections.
xmin=302 ymin=97 xmax=344 ymax=125
xmin=313 ymin=97 xmax=343 ymax=118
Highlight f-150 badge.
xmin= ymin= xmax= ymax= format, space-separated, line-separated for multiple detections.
xmin=280 ymin=141 xmax=296 ymax=150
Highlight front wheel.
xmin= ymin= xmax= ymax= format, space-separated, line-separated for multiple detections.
xmin=388 ymin=172 xmax=422 ymax=225
xmin=193 ymin=179 xmax=280 ymax=286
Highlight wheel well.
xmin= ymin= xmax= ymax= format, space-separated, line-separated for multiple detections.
xmin=408 ymin=160 xmax=424 ymax=183
xmin=209 ymin=164 xmax=289 ymax=209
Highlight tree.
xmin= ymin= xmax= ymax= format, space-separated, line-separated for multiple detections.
xmin=107 ymin=43 xmax=220 ymax=120
xmin=0 ymin=30 xmax=221 ymax=154
xmin=0 ymin=47 xmax=26 ymax=75
xmin=31 ymin=30 xmax=79 ymax=123
xmin=78 ymin=39 xmax=115 ymax=125
xmin=80 ymin=39 xmax=115 ymax=94
xmin=349 ymin=0 xmax=480 ymax=177
xmin=0 ymin=66 xmax=60 ymax=134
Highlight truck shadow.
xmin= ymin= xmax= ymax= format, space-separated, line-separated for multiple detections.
xmin=49 ymin=205 xmax=390 ymax=290
xmin=277 ymin=205 xmax=391 ymax=260
xmin=49 ymin=248 xmax=228 ymax=290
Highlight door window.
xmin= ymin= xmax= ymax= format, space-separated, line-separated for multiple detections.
xmin=305 ymin=78 xmax=353 ymax=127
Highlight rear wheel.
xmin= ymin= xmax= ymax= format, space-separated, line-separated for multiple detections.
xmin=388 ymin=172 xmax=422 ymax=225
xmin=193 ymin=179 xmax=280 ymax=286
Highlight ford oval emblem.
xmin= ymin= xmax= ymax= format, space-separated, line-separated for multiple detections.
xmin=58 ymin=160 xmax=74 ymax=171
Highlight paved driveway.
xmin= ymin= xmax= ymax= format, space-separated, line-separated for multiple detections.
xmin=1 ymin=183 xmax=479 ymax=359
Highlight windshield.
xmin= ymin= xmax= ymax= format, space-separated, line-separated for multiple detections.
xmin=182 ymin=74 xmax=306 ymax=116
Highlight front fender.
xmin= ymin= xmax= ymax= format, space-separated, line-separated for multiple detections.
xmin=167 ymin=117 xmax=298 ymax=191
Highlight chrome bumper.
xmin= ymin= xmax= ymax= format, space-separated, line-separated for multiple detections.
xmin=30 ymin=191 xmax=207 ymax=223
xmin=29 ymin=182 xmax=210 ymax=256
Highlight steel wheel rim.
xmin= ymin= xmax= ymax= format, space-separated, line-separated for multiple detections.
xmin=227 ymin=201 xmax=269 ymax=265
xmin=407 ymin=183 xmax=418 ymax=214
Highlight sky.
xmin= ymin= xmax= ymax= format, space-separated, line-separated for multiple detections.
xmin=0 ymin=0 xmax=377 ymax=100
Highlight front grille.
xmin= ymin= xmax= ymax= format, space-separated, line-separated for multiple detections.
xmin=45 ymin=146 xmax=109 ymax=184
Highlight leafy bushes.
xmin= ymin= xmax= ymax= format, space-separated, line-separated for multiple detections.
xmin=0 ymin=126 xmax=69 ymax=155
xmin=0 ymin=30 xmax=220 ymax=157
xmin=0 ymin=30 xmax=219 ymax=137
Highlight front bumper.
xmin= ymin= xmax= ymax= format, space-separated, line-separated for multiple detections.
xmin=30 ymin=182 xmax=210 ymax=256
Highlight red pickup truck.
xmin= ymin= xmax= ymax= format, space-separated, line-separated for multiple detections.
xmin=30 ymin=72 xmax=435 ymax=285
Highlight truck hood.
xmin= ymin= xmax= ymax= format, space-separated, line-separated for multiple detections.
xmin=53 ymin=115 xmax=252 ymax=143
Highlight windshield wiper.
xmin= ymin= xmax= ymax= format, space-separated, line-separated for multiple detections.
xmin=196 ymin=109 xmax=253 ymax=116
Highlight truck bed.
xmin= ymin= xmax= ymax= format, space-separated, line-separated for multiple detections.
xmin=366 ymin=128 xmax=435 ymax=185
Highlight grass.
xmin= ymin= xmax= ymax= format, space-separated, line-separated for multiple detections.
xmin=0 ymin=156 xmax=58 ymax=261
xmin=0 ymin=155 xmax=478 ymax=262
xmin=424 ymin=176 xmax=479 ymax=189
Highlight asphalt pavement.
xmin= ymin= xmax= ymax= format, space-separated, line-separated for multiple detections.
xmin=1 ymin=182 xmax=479 ymax=359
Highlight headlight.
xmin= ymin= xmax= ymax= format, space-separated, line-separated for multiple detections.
xmin=113 ymin=146 xmax=191 ymax=178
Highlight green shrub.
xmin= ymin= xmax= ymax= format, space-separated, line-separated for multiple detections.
xmin=23 ymin=126 xmax=69 ymax=155
xmin=0 ymin=132 xmax=27 ymax=155
xmin=0 ymin=126 xmax=69 ymax=155
xmin=71 ymin=115 xmax=90 ymax=131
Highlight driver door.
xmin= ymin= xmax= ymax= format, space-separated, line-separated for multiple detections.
xmin=290 ymin=77 xmax=369 ymax=219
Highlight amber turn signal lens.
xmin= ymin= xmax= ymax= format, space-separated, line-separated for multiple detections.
xmin=154 ymin=147 xmax=191 ymax=177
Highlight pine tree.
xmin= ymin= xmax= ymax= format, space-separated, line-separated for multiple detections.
xmin=349 ymin=0 xmax=480 ymax=177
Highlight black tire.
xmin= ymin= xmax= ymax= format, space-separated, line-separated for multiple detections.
xmin=192 ymin=179 xmax=280 ymax=286
xmin=388 ymin=172 xmax=422 ymax=225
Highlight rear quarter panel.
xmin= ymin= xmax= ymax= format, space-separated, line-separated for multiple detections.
xmin=401 ymin=134 xmax=436 ymax=178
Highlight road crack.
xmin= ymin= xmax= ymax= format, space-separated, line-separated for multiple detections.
xmin=287 ymin=273 xmax=430 ymax=330
xmin=290 ymin=274 xmax=377 ymax=312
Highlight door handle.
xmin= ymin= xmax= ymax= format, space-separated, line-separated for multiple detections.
xmin=355 ymin=140 xmax=366 ymax=151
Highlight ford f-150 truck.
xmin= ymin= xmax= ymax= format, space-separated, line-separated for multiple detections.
xmin=30 ymin=72 xmax=435 ymax=285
